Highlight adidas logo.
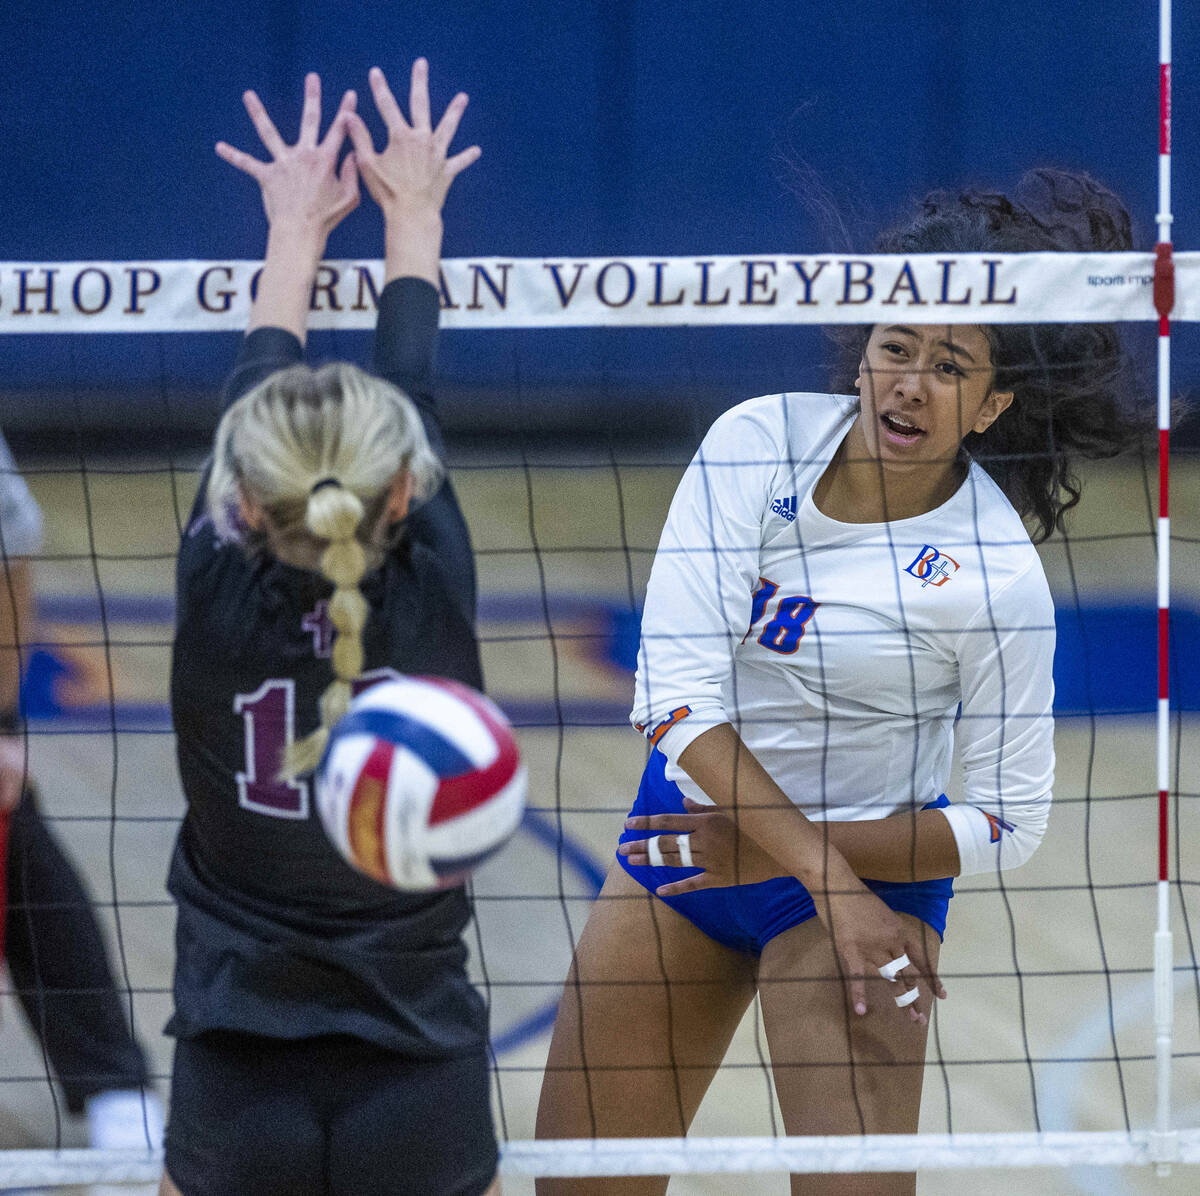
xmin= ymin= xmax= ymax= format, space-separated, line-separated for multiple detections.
xmin=770 ymin=495 xmax=797 ymax=522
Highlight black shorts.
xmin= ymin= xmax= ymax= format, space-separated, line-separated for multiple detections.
xmin=164 ymin=1031 xmax=498 ymax=1196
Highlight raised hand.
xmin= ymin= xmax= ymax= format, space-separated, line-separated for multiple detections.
xmin=216 ymin=72 xmax=359 ymax=250
xmin=214 ymin=73 xmax=359 ymax=340
xmin=345 ymin=59 xmax=481 ymax=283
xmin=346 ymin=59 xmax=480 ymax=220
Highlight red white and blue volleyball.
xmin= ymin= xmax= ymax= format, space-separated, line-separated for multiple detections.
xmin=316 ymin=677 xmax=526 ymax=891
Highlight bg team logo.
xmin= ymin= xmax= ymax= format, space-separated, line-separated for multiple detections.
xmin=904 ymin=544 xmax=960 ymax=588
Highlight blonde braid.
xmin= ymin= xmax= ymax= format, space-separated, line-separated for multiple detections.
xmin=205 ymin=362 xmax=444 ymax=779
xmin=283 ymin=481 xmax=369 ymax=778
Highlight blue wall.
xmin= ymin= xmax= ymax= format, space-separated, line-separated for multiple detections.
xmin=1 ymin=0 xmax=1196 ymax=435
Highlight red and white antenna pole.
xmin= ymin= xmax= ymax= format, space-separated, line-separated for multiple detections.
xmin=1151 ymin=0 xmax=1176 ymax=1175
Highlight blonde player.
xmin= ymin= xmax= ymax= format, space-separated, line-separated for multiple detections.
xmin=159 ymin=64 xmax=499 ymax=1196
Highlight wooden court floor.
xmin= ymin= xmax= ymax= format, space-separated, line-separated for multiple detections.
xmin=0 ymin=446 xmax=1197 ymax=1195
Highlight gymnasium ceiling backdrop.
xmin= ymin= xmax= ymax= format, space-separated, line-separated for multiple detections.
xmin=1 ymin=0 xmax=1196 ymax=437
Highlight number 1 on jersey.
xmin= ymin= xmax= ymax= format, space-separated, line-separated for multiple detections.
xmin=235 ymin=680 xmax=308 ymax=819
xmin=234 ymin=668 xmax=403 ymax=820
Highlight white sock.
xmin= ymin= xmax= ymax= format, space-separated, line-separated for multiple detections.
xmin=85 ymin=1088 xmax=165 ymax=1151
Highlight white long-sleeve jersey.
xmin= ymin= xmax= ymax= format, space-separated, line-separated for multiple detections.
xmin=631 ymin=393 xmax=1055 ymax=876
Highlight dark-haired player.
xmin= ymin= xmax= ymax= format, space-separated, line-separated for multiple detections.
xmin=536 ymin=171 xmax=1148 ymax=1196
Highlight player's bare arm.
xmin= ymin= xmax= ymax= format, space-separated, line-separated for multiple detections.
xmin=622 ymin=797 xmax=962 ymax=887
xmin=676 ymin=722 xmax=939 ymax=1022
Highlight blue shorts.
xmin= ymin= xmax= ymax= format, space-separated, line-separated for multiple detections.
xmin=616 ymin=750 xmax=954 ymax=954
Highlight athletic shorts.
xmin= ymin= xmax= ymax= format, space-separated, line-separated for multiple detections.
xmin=164 ymin=1031 xmax=498 ymax=1196
xmin=617 ymin=749 xmax=954 ymax=953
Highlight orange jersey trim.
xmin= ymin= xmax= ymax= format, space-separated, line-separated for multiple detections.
xmin=645 ymin=705 xmax=692 ymax=745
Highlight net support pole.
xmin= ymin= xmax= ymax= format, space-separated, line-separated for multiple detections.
xmin=1151 ymin=0 xmax=1176 ymax=1176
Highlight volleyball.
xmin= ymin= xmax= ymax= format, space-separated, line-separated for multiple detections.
xmin=315 ymin=676 xmax=527 ymax=891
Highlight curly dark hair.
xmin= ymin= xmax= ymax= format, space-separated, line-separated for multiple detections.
xmin=833 ymin=169 xmax=1151 ymax=542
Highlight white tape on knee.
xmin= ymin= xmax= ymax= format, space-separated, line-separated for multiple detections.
xmin=676 ymin=833 xmax=694 ymax=869
xmin=646 ymin=835 xmax=665 ymax=868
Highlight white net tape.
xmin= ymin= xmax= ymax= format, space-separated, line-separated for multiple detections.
xmin=0 ymin=1149 xmax=161 ymax=1189
xmin=499 ymin=1132 xmax=1200 ymax=1176
xmin=3 ymin=1130 xmax=1200 ymax=1187
xmin=0 ymin=252 xmax=1195 ymax=332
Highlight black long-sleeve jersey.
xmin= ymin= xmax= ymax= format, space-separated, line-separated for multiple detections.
xmin=166 ymin=278 xmax=488 ymax=1057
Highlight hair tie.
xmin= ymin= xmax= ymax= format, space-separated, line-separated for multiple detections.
xmin=310 ymin=476 xmax=341 ymax=494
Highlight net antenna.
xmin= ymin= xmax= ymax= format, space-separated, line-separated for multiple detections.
xmin=1152 ymin=0 xmax=1178 ymax=1175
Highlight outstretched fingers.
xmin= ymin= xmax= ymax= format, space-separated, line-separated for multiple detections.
xmin=350 ymin=60 xmax=480 ymax=222
xmin=219 ymin=72 xmax=362 ymax=247
xmin=408 ymin=57 xmax=432 ymax=131
xmin=214 ymin=140 xmax=267 ymax=180
xmin=433 ymin=91 xmax=469 ymax=153
xmin=368 ymin=65 xmax=409 ymax=135
xmin=445 ymin=144 xmax=482 ymax=178
xmin=319 ymin=89 xmax=358 ymax=152
xmin=336 ymin=150 xmax=360 ymax=211
xmin=297 ymin=72 xmax=322 ymax=146
xmin=242 ymin=89 xmax=287 ymax=158
xmin=343 ymin=110 xmax=377 ymax=165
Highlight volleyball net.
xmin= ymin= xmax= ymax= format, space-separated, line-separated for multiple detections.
xmin=0 ymin=242 xmax=1195 ymax=1196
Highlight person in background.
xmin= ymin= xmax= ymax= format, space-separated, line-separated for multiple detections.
xmin=0 ymin=430 xmax=163 ymax=1154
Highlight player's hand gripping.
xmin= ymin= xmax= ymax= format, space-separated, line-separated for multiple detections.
xmin=345 ymin=59 xmax=481 ymax=224
xmin=215 ymin=73 xmax=360 ymax=250
xmin=815 ymin=862 xmax=946 ymax=1025
xmin=620 ymin=797 xmax=783 ymax=893
xmin=621 ymin=797 xmax=945 ymax=1022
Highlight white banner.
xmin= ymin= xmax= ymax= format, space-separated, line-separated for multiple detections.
xmin=0 ymin=252 xmax=1195 ymax=333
